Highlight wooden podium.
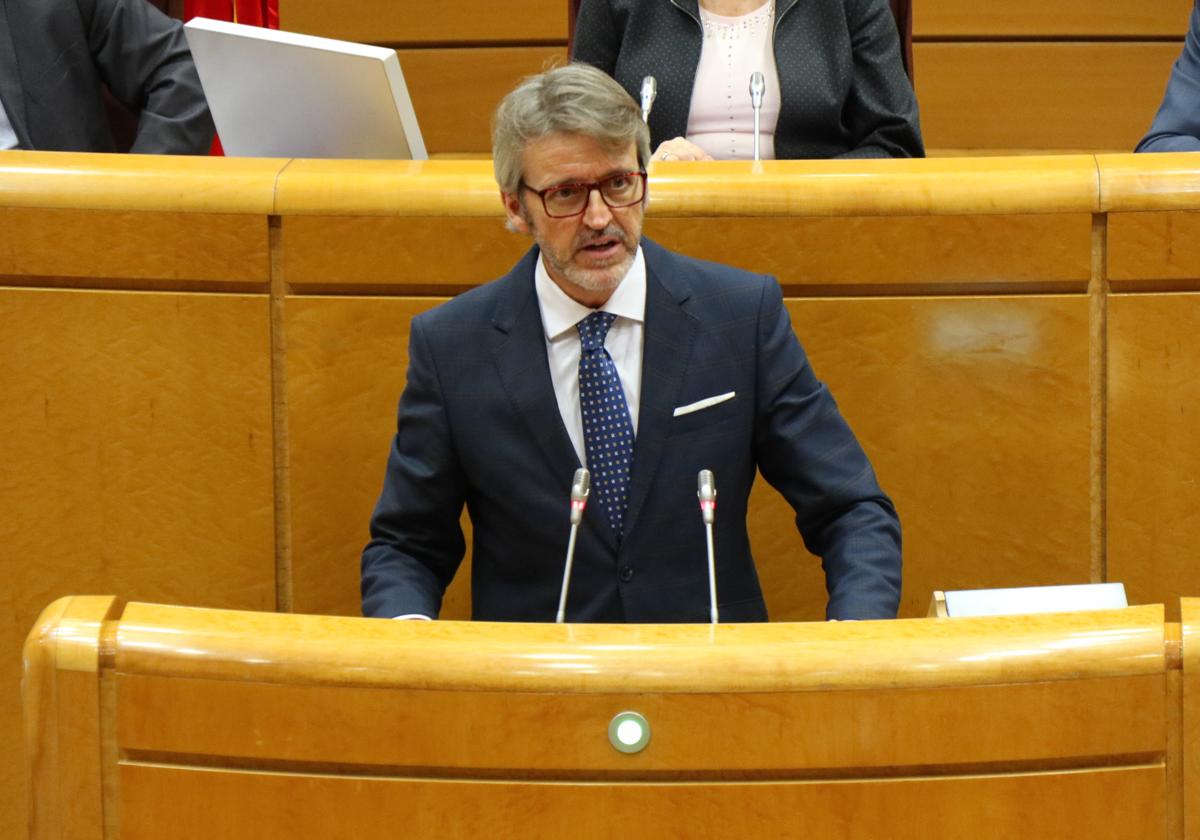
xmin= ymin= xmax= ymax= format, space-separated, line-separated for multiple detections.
xmin=25 ymin=596 xmax=1197 ymax=838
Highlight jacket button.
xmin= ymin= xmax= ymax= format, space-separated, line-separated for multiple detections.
xmin=619 ymin=565 xmax=634 ymax=583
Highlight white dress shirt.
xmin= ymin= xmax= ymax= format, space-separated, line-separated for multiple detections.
xmin=534 ymin=247 xmax=646 ymax=468
xmin=0 ymin=97 xmax=19 ymax=150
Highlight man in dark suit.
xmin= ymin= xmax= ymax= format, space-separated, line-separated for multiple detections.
xmin=0 ymin=0 xmax=213 ymax=153
xmin=1137 ymin=0 xmax=1200 ymax=153
xmin=361 ymin=63 xmax=901 ymax=624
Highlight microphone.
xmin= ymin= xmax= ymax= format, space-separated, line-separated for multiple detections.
xmin=556 ymin=468 xmax=590 ymax=623
xmin=749 ymin=72 xmax=765 ymax=162
xmin=640 ymin=76 xmax=657 ymax=124
xmin=697 ymin=470 xmax=718 ymax=623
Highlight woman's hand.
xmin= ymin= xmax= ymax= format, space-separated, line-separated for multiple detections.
xmin=651 ymin=137 xmax=714 ymax=162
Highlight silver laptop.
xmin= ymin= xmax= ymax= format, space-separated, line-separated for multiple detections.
xmin=184 ymin=18 xmax=427 ymax=159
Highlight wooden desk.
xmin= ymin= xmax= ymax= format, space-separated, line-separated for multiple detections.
xmin=23 ymin=596 xmax=1184 ymax=839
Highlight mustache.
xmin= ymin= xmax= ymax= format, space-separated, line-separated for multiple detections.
xmin=574 ymin=225 xmax=629 ymax=249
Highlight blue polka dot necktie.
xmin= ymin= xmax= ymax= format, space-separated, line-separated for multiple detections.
xmin=577 ymin=311 xmax=635 ymax=539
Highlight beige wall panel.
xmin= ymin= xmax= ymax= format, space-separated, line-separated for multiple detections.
xmin=282 ymin=214 xmax=1092 ymax=293
xmin=280 ymin=0 xmax=566 ymax=45
xmin=1108 ymin=293 xmax=1200 ymax=619
xmin=916 ymin=0 xmax=1193 ymax=37
xmin=399 ymin=47 xmax=567 ymax=155
xmin=915 ymin=43 xmax=1182 ymax=152
xmin=647 ymin=214 xmax=1093 ymax=291
xmin=0 ymin=288 xmax=275 ymax=840
xmin=118 ymin=763 xmax=1163 ymax=840
xmin=0 ymin=208 xmax=268 ymax=287
xmin=1108 ymin=211 xmax=1200 ymax=287
xmin=285 ymin=296 xmax=474 ymax=619
xmin=756 ymin=296 xmax=1092 ymax=620
xmin=282 ymin=217 xmax=526 ymax=289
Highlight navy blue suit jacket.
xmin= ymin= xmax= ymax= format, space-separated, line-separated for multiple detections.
xmin=362 ymin=240 xmax=902 ymax=623
xmin=1137 ymin=0 xmax=1200 ymax=153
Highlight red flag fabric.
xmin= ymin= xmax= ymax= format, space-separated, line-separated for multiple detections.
xmin=183 ymin=0 xmax=280 ymax=153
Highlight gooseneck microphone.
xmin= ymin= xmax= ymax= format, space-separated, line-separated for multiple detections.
xmin=556 ymin=468 xmax=591 ymax=623
xmin=749 ymin=72 xmax=765 ymax=162
xmin=640 ymin=76 xmax=658 ymax=124
xmin=697 ymin=470 xmax=718 ymax=623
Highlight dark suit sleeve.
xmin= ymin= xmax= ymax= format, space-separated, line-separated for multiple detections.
xmin=571 ymin=0 xmax=621 ymax=73
xmin=361 ymin=317 xmax=467 ymax=619
xmin=834 ymin=0 xmax=924 ymax=159
xmin=752 ymin=278 xmax=902 ymax=619
xmin=83 ymin=0 xmax=214 ymax=154
xmin=1136 ymin=2 xmax=1200 ymax=153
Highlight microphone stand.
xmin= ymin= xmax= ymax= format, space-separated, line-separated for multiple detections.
xmin=698 ymin=470 xmax=718 ymax=624
xmin=556 ymin=468 xmax=590 ymax=623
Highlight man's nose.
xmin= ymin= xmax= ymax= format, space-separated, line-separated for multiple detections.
xmin=581 ymin=188 xmax=613 ymax=229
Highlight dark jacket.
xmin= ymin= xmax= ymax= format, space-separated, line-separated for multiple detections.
xmin=572 ymin=0 xmax=923 ymax=159
xmin=0 ymin=0 xmax=214 ymax=153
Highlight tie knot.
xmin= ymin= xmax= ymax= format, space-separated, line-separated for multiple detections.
xmin=577 ymin=311 xmax=617 ymax=353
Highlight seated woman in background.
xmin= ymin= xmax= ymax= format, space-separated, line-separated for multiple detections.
xmin=571 ymin=0 xmax=924 ymax=161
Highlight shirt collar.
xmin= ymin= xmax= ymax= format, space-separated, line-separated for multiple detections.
xmin=535 ymin=246 xmax=646 ymax=342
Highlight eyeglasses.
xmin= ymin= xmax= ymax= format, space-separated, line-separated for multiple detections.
xmin=520 ymin=171 xmax=647 ymax=218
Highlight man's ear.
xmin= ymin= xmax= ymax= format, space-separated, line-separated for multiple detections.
xmin=501 ymin=192 xmax=531 ymax=235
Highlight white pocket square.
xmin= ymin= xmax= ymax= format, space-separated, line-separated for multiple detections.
xmin=673 ymin=391 xmax=736 ymax=417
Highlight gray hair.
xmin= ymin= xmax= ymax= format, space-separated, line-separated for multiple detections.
xmin=492 ymin=63 xmax=651 ymax=193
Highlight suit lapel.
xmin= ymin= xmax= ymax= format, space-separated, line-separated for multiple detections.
xmin=489 ymin=248 xmax=615 ymax=543
xmin=0 ymin=1 xmax=31 ymax=148
xmin=623 ymin=242 xmax=698 ymax=539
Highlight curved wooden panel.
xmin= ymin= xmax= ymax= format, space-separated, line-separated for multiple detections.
xmin=0 ymin=151 xmax=284 ymax=213
xmin=1099 ymin=153 xmax=1200 ymax=213
xmin=111 ymin=603 xmax=1165 ymax=691
xmin=274 ymin=157 xmax=1100 ymax=218
xmin=22 ymin=596 xmax=119 ymax=840
xmin=117 ymin=764 xmax=1164 ymax=840
xmin=22 ymin=601 xmax=1177 ymax=838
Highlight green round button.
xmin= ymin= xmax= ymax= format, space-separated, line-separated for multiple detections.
xmin=608 ymin=710 xmax=651 ymax=754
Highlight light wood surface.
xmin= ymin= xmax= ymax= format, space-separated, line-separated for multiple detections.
xmin=22 ymin=598 xmax=1181 ymax=839
xmin=399 ymin=47 xmax=567 ymax=155
xmin=915 ymin=43 xmax=1183 ymax=151
xmin=6 ymin=151 xmax=1200 ymax=840
xmin=1098 ymin=153 xmax=1200 ymax=213
xmin=1182 ymin=598 xmax=1200 ymax=840
xmin=279 ymin=0 xmax=566 ymax=44
xmin=0 ymin=151 xmax=283 ymax=213
xmin=1107 ymin=211 xmax=1200 ymax=288
xmin=916 ymin=0 xmax=1195 ymax=37
xmin=1107 ymin=294 xmax=1200 ymax=620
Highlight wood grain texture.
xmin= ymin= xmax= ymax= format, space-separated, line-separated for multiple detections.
xmin=279 ymin=0 xmax=566 ymax=44
xmin=0 ymin=208 xmax=269 ymax=287
xmin=916 ymin=0 xmax=1194 ymax=37
xmin=1107 ymin=294 xmax=1200 ymax=620
xmin=21 ymin=596 xmax=118 ymax=840
xmin=1107 ymin=211 xmax=1200 ymax=288
xmin=1097 ymin=154 xmax=1200 ymax=213
xmin=0 ymin=151 xmax=283 ymax=213
xmin=760 ymin=296 xmax=1093 ymax=620
xmin=284 ymin=296 xmax=471 ymax=619
xmin=24 ymin=601 xmax=1177 ymax=839
xmin=116 ymin=764 xmax=1166 ymax=840
xmin=397 ymin=47 xmax=567 ymax=155
xmin=915 ymin=43 xmax=1184 ymax=151
xmin=1182 ymin=598 xmax=1200 ymax=840
xmin=274 ymin=157 xmax=1101 ymax=218
xmin=646 ymin=214 xmax=1093 ymax=291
